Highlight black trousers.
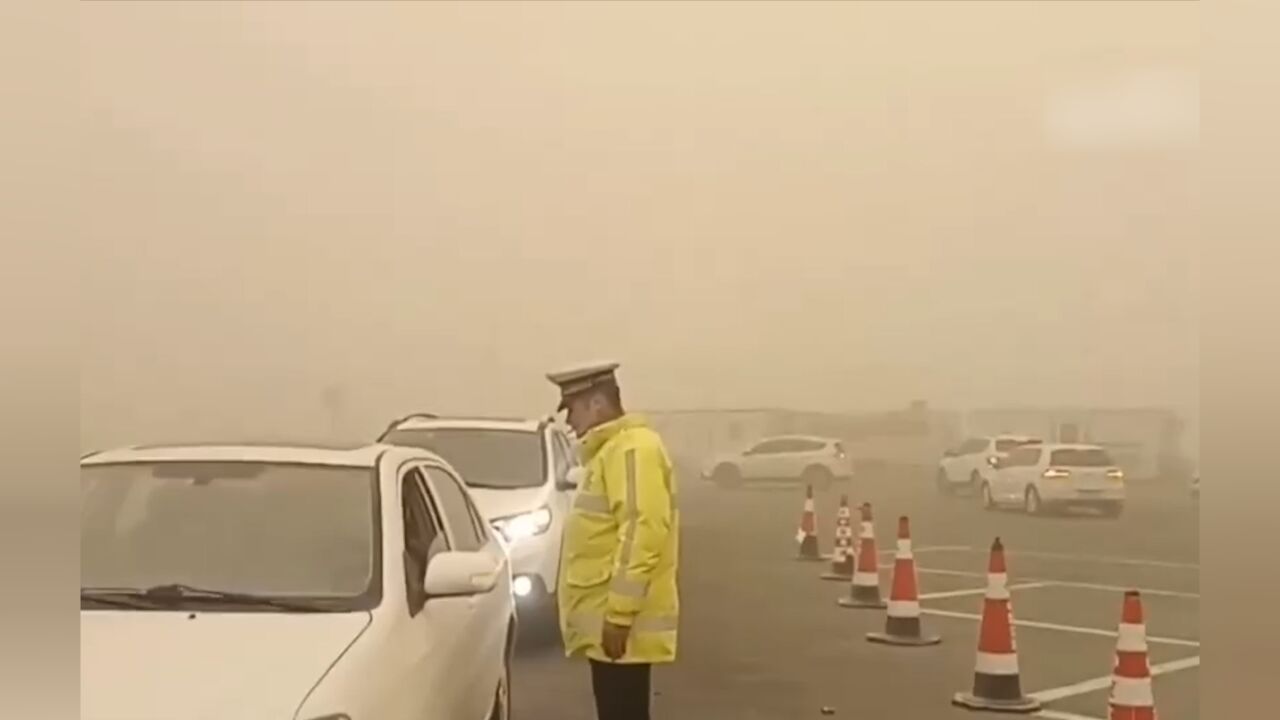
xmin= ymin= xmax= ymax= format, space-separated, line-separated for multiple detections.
xmin=589 ymin=660 xmax=652 ymax=720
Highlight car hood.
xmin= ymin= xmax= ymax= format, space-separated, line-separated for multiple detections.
xmin=80 ymin=609 xmax=371 ymax=720
xmin=467 ymin=485 xmax=549 ymax=521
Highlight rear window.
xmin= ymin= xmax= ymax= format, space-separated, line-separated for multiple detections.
xmin=381 ymin=428 xmax=546 ymax=489
xmin=1049 ymin=448 xmax=1114 ymax=467
xmin=995 ymin=438 xmax=1039 ymax=453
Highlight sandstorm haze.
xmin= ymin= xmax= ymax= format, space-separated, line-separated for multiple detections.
xmin=78 ymin=2 xmax=1198 ymax=451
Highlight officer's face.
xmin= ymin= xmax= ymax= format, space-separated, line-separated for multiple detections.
xmin=563 ymin=393 xmax=603 ymax=437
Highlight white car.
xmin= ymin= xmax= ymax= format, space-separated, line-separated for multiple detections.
xmin=380 ymin=414 xmax=580 ymax=630
xmin=981 ymin=442 xmax=1126 ymax=517
xmin=937 ymin=434 xmax=1042 ymax=495
xmin=702 ymin=435 xmax=854 ymax=488
xmin=80 ymin=443 xmax=515 ymax=720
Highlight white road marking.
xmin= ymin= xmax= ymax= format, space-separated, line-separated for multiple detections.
xmin=906 ymin=567 xmax=1199 ymax=599
xmin=913 ymin=546 xmax=1200 ymax=571
xmin=1039 ymin=580 xmax=1200 ymax=600
xmin=918 ymin=609 xmax=1201 ymax=648
xmin=1036 ymin=709 xmax=1105 ymax=720
xmin=1030 ymin=655 xmax=1200 ymax=703
xmin=919 ymin=582 xmax=1048 ymax=600
xmin=875 ymin=545 xmax=974 ymax=557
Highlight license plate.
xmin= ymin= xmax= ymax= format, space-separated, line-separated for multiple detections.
xmin=1076 ymin=488 xmax=1104 ymax=495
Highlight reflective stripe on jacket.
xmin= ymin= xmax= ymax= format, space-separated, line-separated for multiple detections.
xmin=558 ymin=414 xmax=679 ymax=664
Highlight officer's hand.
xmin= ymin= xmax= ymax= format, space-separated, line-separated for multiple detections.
xmin=602 ymin=621 xmax=631 ymax=660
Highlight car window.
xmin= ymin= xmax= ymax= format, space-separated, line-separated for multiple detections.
xmin=381 ymin=428 xmax=546 ymax=489
xmin=796 ymin=440 xmax=827 ymax=452
xmin=401 ymin=467 xmax=445 ymax=610
xmin=1006 ymin=447 xmax=1042 ymax=467
xmin=402 ymin=468 xmax=446 ymax=564
xmin=549 ymin=431 xmax=570 ymax=481
xmin=424 ymin=466 xmax=485 ymax=552
xmin=1049 ymin=448 xmax=1114 ymax=467
xmin=995 ymin=438 xmax=1040 ymax=453
xmin=556 ymin=431 xmax=582 ymax=467
xmin=749 ymin=439 xmax=784 ymax=455
xmin=81 ymin=461 xmax=379 ymax=606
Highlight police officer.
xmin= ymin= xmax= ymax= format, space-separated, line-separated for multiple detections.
xmin=547 ymin=361 xmax=679 ymax=720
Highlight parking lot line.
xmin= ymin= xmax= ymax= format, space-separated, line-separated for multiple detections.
xmin=1035 ymin=710 xmax=1105 ymax=720
xmin=918 ymin=582 xmax=1048 ymax=600
xmin=908 ymin=567 xmax=1199 ymax=600
xmin=1003 ymin=549 xmax=1198 ymax=571
xmin=1038 ymin=580 xmax=1199 ymax=600
xmin=903 ymin=546 xmax=1199 ymax=571
xmin=1030 ymin=655 xmax=1200 ymax=703
xmin=918 ymin=609 xmax=1201 ymax=648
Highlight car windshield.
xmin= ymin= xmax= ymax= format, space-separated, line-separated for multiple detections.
xmin=1049 ymin=448 xmax=1115 ymax=467
xmin=995 ymin=438 xmax=1039 ymax=453
xmin=381 ymin=428 xmax=546 ymax=489
xmin=81 ymin=461 xmax=379 ymax=610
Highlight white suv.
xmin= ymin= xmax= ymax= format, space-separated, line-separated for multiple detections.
xmin=937 ymin=434 xmax=1041 ymax=495
xmin=702 ymin=435 xmax=854 ymax=488
xmin=982 ymin=442 xmax=1126 ymax=517
xmin=379 ymin=414 xmax=579 ymax=630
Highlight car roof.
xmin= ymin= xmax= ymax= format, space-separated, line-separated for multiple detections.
xmin=80 ymin=442 xmax=434 ymax=468
xmin=385 ymin=416 xmax=550 ymax=433
xmin=757 ymin=435 xmax=837 ymax=443
xmin=1028 ymin=443 xmax=1107 ymax=451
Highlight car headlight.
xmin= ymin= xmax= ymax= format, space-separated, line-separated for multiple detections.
xmin=492 ymin=507 xmax=553 ymax=544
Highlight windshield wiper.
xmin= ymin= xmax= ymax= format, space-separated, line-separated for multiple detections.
xmin=82 ymin=584 xmax=334 ymax=612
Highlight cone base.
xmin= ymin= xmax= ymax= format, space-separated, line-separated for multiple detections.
xmin=820 ymin=571 xmax=854 ymax=582
xmin=866 ymin=631 xmax=941 ymax=646
xmin=837 ymin=596 xmax=888 ymax=609
xmin=796 ymin=554 xmax=825 ymax=562
xmin=951 ymin=692 xmax=1041 ymax=713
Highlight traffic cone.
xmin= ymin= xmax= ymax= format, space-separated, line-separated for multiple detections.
xmin=795 ymin=484 xmax=822 ymax=561
xmin=1109 ymin=591 xmax=1157 ymax=720
xmin=837 ymin=503 xmax=886 ymax=609
xmin=952 ymin=538 xmax=1041 ymax=713
xmin=821 ymin=495 xmax=856 ymax=580
xmin=867 ymin=516 xmax=941 ymax=646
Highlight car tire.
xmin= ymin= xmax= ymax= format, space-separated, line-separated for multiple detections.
xmin=711 ymin=464 xmax=742 ymax=488
xmin=969 ymin=471 xmax=983 ymax=496
xmin=936 ymin=469 xmax=954 ymax=496
xmin=981 ymin=482 xmax=996 ymax=511
xmin=490 ymin=633 xmax=513 ymax=720
xmin=1025 ymin=487 xmax=1044 ymax=516
xmin=802 ymin=466 xmax=834 ymax=491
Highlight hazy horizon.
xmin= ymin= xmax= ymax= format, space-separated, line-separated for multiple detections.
xmin=78 ymin=1 xmax=1199 ymax=450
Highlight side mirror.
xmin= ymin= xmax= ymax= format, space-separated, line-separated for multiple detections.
xmin=557 ymin=466 xmax=586 ymax=491
xmin=423 ymin=551 xmax=502 ymax=598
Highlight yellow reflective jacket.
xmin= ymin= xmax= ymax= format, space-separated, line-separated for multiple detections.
xmin=558 ymin=414 xmax=679 ymax=664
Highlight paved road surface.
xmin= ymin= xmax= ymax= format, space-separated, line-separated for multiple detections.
xmin=513 ymin=471 xmax=1199 ymax=720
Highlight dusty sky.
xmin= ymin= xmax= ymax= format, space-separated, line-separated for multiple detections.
xmin=78 ymin=1 xmax=1198 ymax=448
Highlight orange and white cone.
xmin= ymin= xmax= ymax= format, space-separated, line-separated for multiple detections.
xmin=795 ymin=484 xmax=822 ymax=561
xmin=952 ymin=538 xmax=1041 ymax=713
xmin=821 ymin=495 xmax=856 ymax=580
xmin=837 ymin=503 xmax=886 ymax=609
xmin=1109 ymin=591 xmax=1157 ymax=720
xmin=867 ymin=516 xmax=941 ymax=646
